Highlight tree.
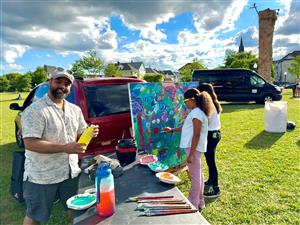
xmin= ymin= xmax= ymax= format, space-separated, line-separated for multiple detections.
xmin=6 ymin=73 xmax=22 ymax=91
xmin=0 ymin=76 xmax=10 ymax=92
xmin=104 ymin=63 xmax=122 ymax=77
xmin=18 ymin=74 xmax=32 ymax=91
xmin=72 ymin=50 xmax=104 ymax=76
xmin=224 ymin=51 xmax=258 ymax=71
xmin=288 ymin=56 xmax=300 ymax=79
xmin=31 ymin=66 xmax=48 ymax=87
xmin=143 ymin=73 xmax=164 ymax=82
xmin=179 ymin=58 xmax=206 ymax=81
xmin=5 ymin=73 xmax=32 ymax=92
xmin=71 ymin=61 xmax=85 ymax=77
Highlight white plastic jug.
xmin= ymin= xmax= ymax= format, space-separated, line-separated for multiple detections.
xmin=264 ymin=101 xmax=287 ymax=133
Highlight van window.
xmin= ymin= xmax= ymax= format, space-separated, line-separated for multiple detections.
xmin=192 ymin=71 xmax=246 ymax=88
xmin=33 ymin=82 xmax=75 ymax=103
xmin=85 ymin=84 xmax=130 ymax=117
xmin=224 ymin=73 xmax=246 ymax=88
xmin=33 ymin=83 xmax=48 ymax=101
xmin=250 ymin=75 xmax=265 ymax=87
xmin=192 ymin=71 xmax=223 ymax=86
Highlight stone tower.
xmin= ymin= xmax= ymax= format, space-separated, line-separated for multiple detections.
xmin=258 ymin=9 xmax=277 ymax=82
xmin=238 ymin=36 xmax=244 ymax=53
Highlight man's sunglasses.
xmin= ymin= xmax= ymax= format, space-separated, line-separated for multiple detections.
xmin=55 ymin=67 xmax=74 ymax=75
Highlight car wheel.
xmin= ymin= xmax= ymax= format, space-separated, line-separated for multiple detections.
xmin=15 ymin=123 xmax=24 ymax=148
xmin=264 ymin=95 xmax=274 ymax=102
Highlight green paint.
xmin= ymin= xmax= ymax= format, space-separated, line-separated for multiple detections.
xmin=70 ymin=195 xmax=96 ymax=207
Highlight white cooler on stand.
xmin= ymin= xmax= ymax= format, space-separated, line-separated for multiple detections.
xmin=264 ymin=101 xmax=287 ymax=133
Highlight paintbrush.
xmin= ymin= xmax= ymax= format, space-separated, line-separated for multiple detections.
xmin=139 ymin=208 xmax=198 ymax=216
xmin=137 ymin=199 xmax=185 ymax=204
xmin=126 ymin=195 xmax=174 ymax=202
xmin=136 ymin=203 xmax=191 ymax=211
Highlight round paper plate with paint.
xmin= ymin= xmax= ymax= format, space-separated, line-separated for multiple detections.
xmin=156 ymin=172 xmax=181 ymax=184
xmin=148 ymin=162 xmax=169 ymax=172
xmin=66 ymin=194 xmax=96 ymax=210
xmin=139 ymin=154 xmax=158 ymax=166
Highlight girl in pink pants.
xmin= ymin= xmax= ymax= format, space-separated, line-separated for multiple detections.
xmin=186 ymin=148 xmax=205 ymax=209
xmin=164 ymin=88 xmax=214 ymax=209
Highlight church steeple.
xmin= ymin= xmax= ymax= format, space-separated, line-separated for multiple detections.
xmin=238 ymin=36 xmax=244 ymax=53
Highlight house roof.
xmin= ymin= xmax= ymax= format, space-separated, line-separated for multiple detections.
xmin=162 ymin=70 xmax=175 ymax=76
xmin=277 ymin=50 xmax=300 ymax=63
xmin=130 ymin=62 xmax=143 ymax=70
xmin=178 ymin=63 xmax=191 ymax=71
xmin=145 ymin=67 xmax=160 ymax=74
xmin=115 ymin=61 xmax=143 ymax=71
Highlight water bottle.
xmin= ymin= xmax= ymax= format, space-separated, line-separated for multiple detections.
xmin=95 ymin=162 xmax=116 ymax=217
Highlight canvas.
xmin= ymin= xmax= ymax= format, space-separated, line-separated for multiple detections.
xmin=129 ymin=82 xmax=198 ymax=167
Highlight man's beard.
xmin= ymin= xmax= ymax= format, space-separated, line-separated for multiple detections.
xmin=50 ymin=88 xmax=68 ymax=99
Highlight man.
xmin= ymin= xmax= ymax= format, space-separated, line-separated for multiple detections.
xmin=22 ymin=70 xmax=98 ymax=225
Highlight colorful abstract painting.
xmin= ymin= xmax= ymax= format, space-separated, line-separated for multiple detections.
xmin=129 ymin=82 xmax=198 ymax=167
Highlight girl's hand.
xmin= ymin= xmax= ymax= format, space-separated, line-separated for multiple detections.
xmin=163 ymin=127 xmax=172 ymax=133
xmin=187 ymin=154 xmax=194 ymax=163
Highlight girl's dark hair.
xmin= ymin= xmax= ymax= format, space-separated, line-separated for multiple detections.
xmin=197 ymin=83 xmax=222 ymax=113
xmin=184 ymin=88 xmax=214 ymax=117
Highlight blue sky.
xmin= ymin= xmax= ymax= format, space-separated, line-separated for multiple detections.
xmin=1 ymin=0 xmax=299 ymax=75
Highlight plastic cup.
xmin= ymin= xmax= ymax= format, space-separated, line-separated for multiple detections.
xmin=78 ymin=127 xmax=94 ymax=152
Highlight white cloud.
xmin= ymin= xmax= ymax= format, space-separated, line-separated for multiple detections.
xmin=139 ymin=24 xmax=167 ymax=43
xmin=3 ymin=44 xmax=28 ymax=64
xmin=8 ymin=63 xmax=24 ymax=71
xmin=193 ymin=0 xmax=247 ymax=34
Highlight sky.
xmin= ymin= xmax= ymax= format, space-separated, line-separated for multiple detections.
xmin=1 ymin=0 xmax=299 ymax=75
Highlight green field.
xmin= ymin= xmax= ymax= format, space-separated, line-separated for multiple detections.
xmin=0 ymin=91 xmax=299 ymax=225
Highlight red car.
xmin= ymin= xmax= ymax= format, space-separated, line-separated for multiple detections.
xmin=9 ymin=77 xmax=144 ymax=158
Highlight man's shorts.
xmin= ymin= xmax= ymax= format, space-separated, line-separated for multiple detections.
xmin=23 ymin=176 xmax=79 ymax=222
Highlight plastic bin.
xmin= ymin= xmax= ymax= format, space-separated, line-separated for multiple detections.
xmin=264 ymin=101 xmax=287 ymax=133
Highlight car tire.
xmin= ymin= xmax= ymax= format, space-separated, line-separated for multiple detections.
xmin=263 ymin=94 xmax=274 ymax=102
xmin=256 ymin=94 xmax=274 ymax=104
xmin=15 ymin=123 xmax=24 ymax=148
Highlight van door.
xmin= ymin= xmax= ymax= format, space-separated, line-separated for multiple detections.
xmin=249 ymin=73 xmax=266 ymax=101
xmin=222 ymin=71 xmax=249 ymax=101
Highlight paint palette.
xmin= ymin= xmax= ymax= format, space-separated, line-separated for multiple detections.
xmin=156 ymin=172 xmax=181 ymax=184
xmin=66 ymin=194 xmax=96 ymax=210
xmin=148 ymin=162 xmax=169 ymax=172
xmin=139 ymin=154 xmax=158 ymax=166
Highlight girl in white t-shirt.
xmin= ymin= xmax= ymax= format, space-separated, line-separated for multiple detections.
xmin=198 ymin=83 xmax=222 ymax=199
xmin=164 ymin=88 xmax=214 ymax=209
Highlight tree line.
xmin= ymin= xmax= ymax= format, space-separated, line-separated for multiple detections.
xmin=1 ymin=50 xmax=299 ymax=92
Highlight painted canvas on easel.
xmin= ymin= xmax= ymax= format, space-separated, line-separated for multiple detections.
xmin=129 ymin=82 xmax=198 ymax=167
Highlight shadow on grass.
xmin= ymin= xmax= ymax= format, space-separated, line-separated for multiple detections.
xmin=244 ymin=131 xmax=284 ymax=150
xmin=0 ymin=99 xmax=22 ymax=102
xmin=221 ymin=102 xmax=262 ymax=114
xmin=297 ymin=140 xmax=300 ymax=148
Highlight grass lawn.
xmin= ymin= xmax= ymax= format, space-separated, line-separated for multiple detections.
xmin=0 ymin=90 xmax=299 ymax=225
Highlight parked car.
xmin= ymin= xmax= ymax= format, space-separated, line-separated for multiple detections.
xmin=273 ymin=82 xmax=295 ymax=89
xmin=9 ymin=77 xmax=144 ymax=158
xmin=192 ymin=69 xmax=282 ymax=103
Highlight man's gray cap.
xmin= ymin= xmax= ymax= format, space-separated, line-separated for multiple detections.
xmin=51 ymin=70 xmax=74 ymax=83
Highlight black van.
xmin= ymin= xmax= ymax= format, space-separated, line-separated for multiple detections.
xmin=192 ymin=69 xmax=282 ymax=103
